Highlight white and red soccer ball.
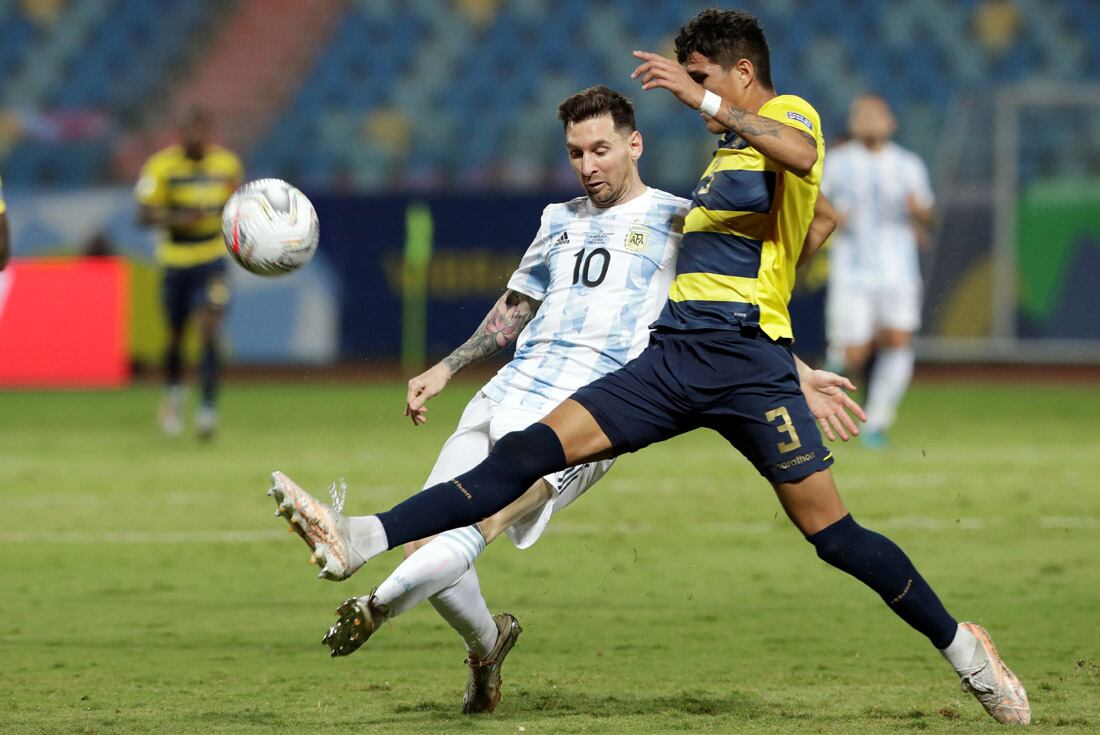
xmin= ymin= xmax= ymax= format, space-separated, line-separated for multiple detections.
xmin=222 ymin=178 xmax=319 ymax=276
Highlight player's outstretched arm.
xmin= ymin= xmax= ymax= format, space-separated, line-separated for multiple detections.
xmin=797 ymin=193 xmax=838 ymax=268
xmin=405 ymin=289 xmax=541 ymax=425
xmin=630 ymin=50 xmax=817 ymax=176
xmin=794 ymin=355 xmax=866 ymax=441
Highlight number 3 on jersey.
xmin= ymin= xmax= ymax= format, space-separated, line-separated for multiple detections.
xmin=572 ymin=247 xmax=610 ymax=287
xmin=765 ymin=406 xmax=802 ymax=453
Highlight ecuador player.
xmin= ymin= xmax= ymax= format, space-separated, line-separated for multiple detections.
xmin=136 ymin=108 xmax=242 ymax=439
xmin=271 ymin=10 xmax=1028 ymax=725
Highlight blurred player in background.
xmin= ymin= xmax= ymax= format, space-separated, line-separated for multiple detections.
xmin=275 ymin=86 xmax=862 ymax=714
xmin=270 ymin=9 xmax=1027 ymax=725
xmin=0 ymin=173 xmax=10 ymax=271
xmin=821 ymin=95 xmax=935 ymax=447
xmin=135 ymin=108 xmax=242 ymax=439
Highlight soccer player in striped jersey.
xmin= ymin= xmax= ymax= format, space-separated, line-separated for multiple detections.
xmin=136 ymin=108 xmax=242 ymax=439
xmin=822 ymin=95 xmax=935 ymax=447
xmin=272 ymin=86 xmax=863 ymax=714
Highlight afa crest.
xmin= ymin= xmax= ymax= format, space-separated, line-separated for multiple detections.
xmin=624 ymin=224 xmax=647 ymax=252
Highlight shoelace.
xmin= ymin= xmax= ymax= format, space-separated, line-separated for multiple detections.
xmin=465 ymin=655 xmax=498 ymax=668
xmin=328 ymin=478 xmax=348 ymax=513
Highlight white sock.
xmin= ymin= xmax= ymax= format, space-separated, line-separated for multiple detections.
xmin=429 ymin=567 xmax=499 ymax=659
xmin=940 ymin=623 xmax=979 ymax=674
xmin=347 ymin=515 xmax=390 ymax=562
xmin=865 ymin=346 xmax=914 ymax=432
xmin=372 ymin=525 xmax=486 ymax=617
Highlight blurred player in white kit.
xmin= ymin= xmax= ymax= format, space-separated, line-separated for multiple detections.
xmin=822 ymin=95 xmax=934 ymax=447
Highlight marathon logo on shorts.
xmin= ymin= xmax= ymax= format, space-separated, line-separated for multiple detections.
xmin=770 ymin=450 xmax=817 ymax=473
xmin=786 ymin=111 xmax=814 ymax=131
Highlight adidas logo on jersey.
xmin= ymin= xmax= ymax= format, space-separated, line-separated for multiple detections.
xmin=552 ymin=231 xmax=570 ymax=248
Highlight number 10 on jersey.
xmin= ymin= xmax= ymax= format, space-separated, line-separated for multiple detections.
xmin=572 ymin=248 xmax=610 ymax=287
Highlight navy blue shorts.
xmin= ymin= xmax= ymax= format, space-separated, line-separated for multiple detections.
xmin=571 ymin=328 xmax=833 ymax=484
xmin=161 ymin=258 xmax=230 ymax=331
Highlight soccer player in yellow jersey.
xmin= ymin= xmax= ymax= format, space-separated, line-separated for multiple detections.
xmin=271 ymin=10 xmax=1028 ymax=725
xmin=0 ymin=174 xmax=10 ymax=271
xmin=136 ymin=108 xmax=242 ymax=439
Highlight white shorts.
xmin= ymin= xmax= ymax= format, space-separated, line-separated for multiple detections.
xmin=827 ymin=279 xmax=922 ymax=348
xmin=422 ymin=391 xmax=614 ymax=549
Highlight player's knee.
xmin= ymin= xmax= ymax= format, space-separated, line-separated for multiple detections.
xmin=490 ymin=423 xmax=566 ymax=480
xmin=403 ymin=538 xmax=429 ymax=558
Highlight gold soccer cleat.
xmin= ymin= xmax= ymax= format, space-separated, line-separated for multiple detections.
xmin=462 ymin=613 xmax=523 ymax=714
xmin=322 ymin=594 xmax=389 ymax=657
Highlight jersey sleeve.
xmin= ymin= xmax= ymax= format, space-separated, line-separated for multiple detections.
xmin=759 ymin=96 xmax=822 ymax=146
xmin=134 ymin=155 xmax=168 ymax=208
xmin=820 ymin=147 xmax=852 ymax=211
xmin=906 ymin=153 xmax=934 ymax=209
xmin=506 ymin=205 xmax=553 ymax=301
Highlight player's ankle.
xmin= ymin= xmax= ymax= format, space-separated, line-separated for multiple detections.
xmin=348 ymin=515 xmax=389 ymax=561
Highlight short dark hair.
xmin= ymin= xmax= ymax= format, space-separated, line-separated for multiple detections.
xmin=557 ymin=85 xmax=636 ymax=133
xmin=674 ymin=9 xmax=773 ymax=89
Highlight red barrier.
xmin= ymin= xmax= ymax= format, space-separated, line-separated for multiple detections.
xmin=0 ymin=258 xmax=130 ymax=387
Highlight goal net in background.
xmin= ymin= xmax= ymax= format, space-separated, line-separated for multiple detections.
xmin=918 ymin=84 xmax=1100 ymax=363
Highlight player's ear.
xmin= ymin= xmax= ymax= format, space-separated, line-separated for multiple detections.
xmin=734 ymin=58 xmax=754 ymax=89
xmin=628 ymin=130 xmax=643 ymax=160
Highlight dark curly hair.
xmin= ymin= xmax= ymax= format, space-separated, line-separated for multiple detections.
xmin=674 ymin=8 xmax=773 ymax=90
xmin=557 ymin=85 xmax=636 ymax=133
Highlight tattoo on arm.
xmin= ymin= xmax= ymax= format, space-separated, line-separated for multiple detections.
xmin=442 ymin=290 xmax=540 ymax=374
xmin=721 ymin=106 xmax=817 ymax=149
xmin=721 ymin=105 xmax=787 ymax=139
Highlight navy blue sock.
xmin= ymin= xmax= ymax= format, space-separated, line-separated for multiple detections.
xmin=808 ymin=514 xmax=958 ymax=648
xmin=376 ymin=422 xmax=567 ymax=548
xmin=165 ymin=341 xmax=183 ymax=386
xmin=199 ymin=341 xmax=219 ymax=407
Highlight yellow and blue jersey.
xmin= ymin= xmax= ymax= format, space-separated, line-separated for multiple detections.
xmin=653 ymin=94 xmax=824 ymax=341
xmin=135 ymin=144 xmax=242 ymax=267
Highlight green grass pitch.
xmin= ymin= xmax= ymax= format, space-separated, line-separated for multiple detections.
xmin=1 ymin=379 xmax=1098 ymax=734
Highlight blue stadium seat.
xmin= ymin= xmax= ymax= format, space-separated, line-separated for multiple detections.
xmin=4 ymin=0 xmax=1100 ymax=189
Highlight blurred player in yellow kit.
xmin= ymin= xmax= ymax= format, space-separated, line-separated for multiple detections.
xmin=136 ymin=108 xmax=242 ymax=439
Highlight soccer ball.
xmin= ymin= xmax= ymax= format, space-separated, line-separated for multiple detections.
xmin=221 ymin=178 xmax=319 ymax=276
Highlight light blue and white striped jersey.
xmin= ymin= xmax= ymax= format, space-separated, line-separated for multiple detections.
xmin=483 ymin=187 xmax=689 ymax=413
xmin=821 ymin=140 xmax=933 ymax=285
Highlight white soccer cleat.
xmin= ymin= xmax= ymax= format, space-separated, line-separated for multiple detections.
xmin=956 ymin=622 xmax=1030 ymax=725
xmin=196 ymin=406 xmax=218 ymax=441
xmin=157 ymin=392 xmax=184 ymax=437
xmin=268 ymin=471 xmax=364 ymax=581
